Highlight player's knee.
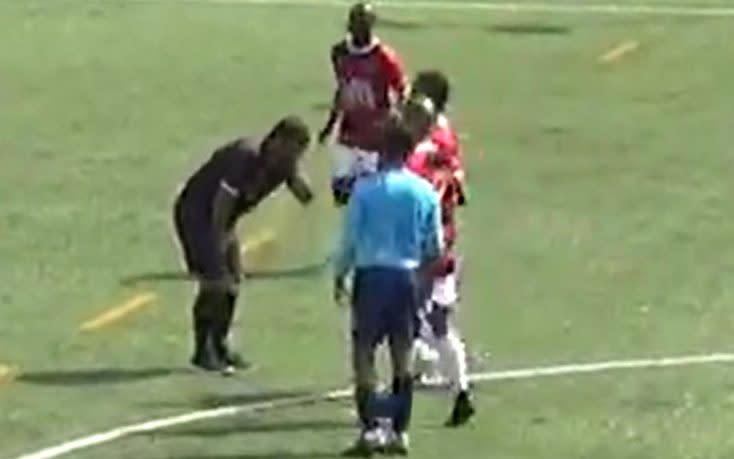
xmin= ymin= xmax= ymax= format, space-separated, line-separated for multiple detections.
xmin=427 ymin=303 xmax=451 ymax=338
xmin=331 ymin=177 xmax=354 ymax=206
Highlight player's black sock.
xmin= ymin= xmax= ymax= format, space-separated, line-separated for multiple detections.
xmin=223 ymin=292 xmax=237 ymax=337
xmin=391 ymin=376 xmax=414 ymax=434
xmin=192 ymin=291 xmax=214 ymax=362
xmin=355 ymin=385 xmax=376 ymax=430
xmin=209 ymin=291 xmax=230 ymax=356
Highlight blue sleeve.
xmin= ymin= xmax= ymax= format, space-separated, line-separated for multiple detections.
xmin=334 ymin=186 xmax=361 ymax=277
xmin=420 ymin=186 xmax=443 ymax=262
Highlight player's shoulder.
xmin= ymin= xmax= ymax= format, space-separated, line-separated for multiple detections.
xmin=403 ymin=168 xmax=437 ymax=196
xmin=375 ymin=41 xmax=400 ymax=60
xmin=330 ymin=39 xmax=350 ymax=60
xmin=214 ymin=137 xmax=258 ymax=162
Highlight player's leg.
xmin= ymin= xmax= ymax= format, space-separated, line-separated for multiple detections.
xmin=210 ymin=236 xmax=250 ymax=372
xmin=384 ymin=268 xmax=420 ymax=455
xmin=413 ymin=305 xmax=443 ymax=386
xmin=173 ymin=200 xmax=223 ymax=370
xmin=343 ymin=268 xmax=386 ymax=457
xmin=330 ymin=144 xmax=357 ymax=206
xmin=427 ymin=272 xmax=475 ymax=426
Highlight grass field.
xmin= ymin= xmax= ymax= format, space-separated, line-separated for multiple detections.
xmin=2 ymin=0 xmax=734 ymax=458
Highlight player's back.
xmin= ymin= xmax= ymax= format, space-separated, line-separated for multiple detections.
xmin=430 ymin=115 xmax=462 ymax=166
xmin=350 ymin=168 xmax=439 ymax=267
xmin=180 ymin=138 xmax=259 ymax=211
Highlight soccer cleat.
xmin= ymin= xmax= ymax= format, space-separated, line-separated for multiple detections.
xmin=384 ymin=431 xmax=410 ymax=456
xmin=213 ymin=343 xmax=252 ymax=376
xmin=190 ymin=351 xmax=223 ymax=373
xmin=445 ymin=390 xmax=476 ymax=427
xmin=341 ymin=428 xmax=386 ymax=457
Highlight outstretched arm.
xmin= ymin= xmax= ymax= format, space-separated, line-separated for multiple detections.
xmin=286 ymin=171 xmax=314 ymax=205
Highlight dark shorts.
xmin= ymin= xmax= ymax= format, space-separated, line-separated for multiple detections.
xmin=351 ymin=267 xmax=420 ymax=349
xmin=331 ymin=176 xmax=356 ymax=206
xmin=173 ymin=195 xmax=227 ymax=281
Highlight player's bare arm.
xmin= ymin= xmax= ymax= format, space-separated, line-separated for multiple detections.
xmin=318 ymin=92 xmax=341 ymax=144
xmin=211 ymin=183 xmax=238 ymax=254
xmin=286 ymin=172 xmax=315 ymax=205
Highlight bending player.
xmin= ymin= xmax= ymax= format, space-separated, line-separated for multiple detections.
xmin=318 ymin=1 xmax=408 ymax=205
xmin=402 ymin=88 xmax=475 ymax=427
xmin=173 ymin=116 xmax=313 ymax=375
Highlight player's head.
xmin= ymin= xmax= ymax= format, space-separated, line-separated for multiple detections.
xmin=261 ymin=115 xmax=311 ymax=166
xmin=381 ymin=116 xmax=415 ymax=166
xmin=411 ymin=70 xmax=450 ymax=113
xmin=347 ymin=2 xmax=376 ymax=46
xmin=401 ymin=94 xmax=436 ymax=143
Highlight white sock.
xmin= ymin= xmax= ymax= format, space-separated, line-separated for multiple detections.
xmin=413 ymin=337 xmax=439 ymax=363
xmin=436 ymin=330 xmax=469 ymax=392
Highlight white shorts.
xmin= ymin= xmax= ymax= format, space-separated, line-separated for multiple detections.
xmin=430 ymin=273 xmax=459 ymax=307
xmin=330 ymin=143 xmax=379 ymax=179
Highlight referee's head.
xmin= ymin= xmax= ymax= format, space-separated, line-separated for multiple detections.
xmin=381 ymin=115 xmax=416 ymax=168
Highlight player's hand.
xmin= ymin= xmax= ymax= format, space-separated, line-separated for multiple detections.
xmin=318 ymin=126 xmax=332 ymax=145
xmin=333 ymin=276 xmax=349 ymax=306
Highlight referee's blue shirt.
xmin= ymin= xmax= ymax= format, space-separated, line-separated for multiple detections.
xmin=334 ymin=167 xmax=443 ymax=277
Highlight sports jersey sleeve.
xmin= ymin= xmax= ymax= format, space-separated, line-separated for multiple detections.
xmin=217 ymin=143 xmax=249 ymax=197
xmin=380 ymin=46 xmax=407 ymax=98
xmin=330 ymin=42 xmax=347 ymax=82
xmin=420 ymin=183 xmax=444 ymax=263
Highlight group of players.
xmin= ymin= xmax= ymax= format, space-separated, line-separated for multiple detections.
xmin=172 ymin=2 xmax=474 ymax=455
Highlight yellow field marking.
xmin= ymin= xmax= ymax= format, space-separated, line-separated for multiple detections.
xmin=598 ymin=40 xmax=640 ymax=64
xmin=80 ymin=292 xmax=157 ymax=331
xmin=240 ymin=229 xmax=276 ymax=255
xmin=0 ymin=364 xmax=19 ymax=386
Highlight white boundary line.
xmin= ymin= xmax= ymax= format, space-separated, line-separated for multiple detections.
xmin=142 ymin=0 xmax=734 ymax=18
xmin=12 ymin=352 xmax=734 ymax=459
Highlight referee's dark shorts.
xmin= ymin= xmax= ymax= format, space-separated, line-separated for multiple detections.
xmin=351 ymin=266 xmax=420 ymax=359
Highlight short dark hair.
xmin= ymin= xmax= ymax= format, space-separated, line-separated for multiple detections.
xmin=382 ymin=117 xmax=415 ymax=164
xmin=348 ymin=2 xmax=376 ymax=27
xmin=268 ymin=115 xmax=311 ymax=146
xmin=412 ymin=70 xmax=450 ymax=112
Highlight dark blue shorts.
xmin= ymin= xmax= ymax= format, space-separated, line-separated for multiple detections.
xmin=173 ymin=196 xmax=226 ymax=281
xmin=351 ymin=267 xmax=420 ymax=348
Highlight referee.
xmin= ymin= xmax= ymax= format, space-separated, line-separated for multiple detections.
xmin=334 ymin=113 xmax=444 ymax=456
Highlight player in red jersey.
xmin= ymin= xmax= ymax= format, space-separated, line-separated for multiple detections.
xmin=402 ymin=87 xmax=476 ymax=428
xmin=410 ymin=70 xmax=467 ymax=204
xmin=318 ymin=1 xmax=408 ymax=206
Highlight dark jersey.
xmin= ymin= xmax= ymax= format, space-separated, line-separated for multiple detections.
xmin=179 ymin=138 xmax=297 ymax=228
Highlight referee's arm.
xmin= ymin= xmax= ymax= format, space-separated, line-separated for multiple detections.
xmin=333 ymin=188 xmax=361 ymax=301
xmin=420 ymin=188 xmax=444 ymax=269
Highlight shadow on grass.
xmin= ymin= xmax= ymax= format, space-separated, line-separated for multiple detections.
xmin=19 ymin=367 xmax=187 ymax=385
xmin=173 ymin=453 xmax=339 ymax=459
xmin=140 ymin=388 xmax=320 ymax=411
xmin=379 ymin=16 xmax=571 ymax=35
xmin=162 ymin=419 xmax=352 ymax=437
xmin=197 ymin=390 xmax=316 ymax=408
xmin=487 ymin=23 xmax=571 ymax=35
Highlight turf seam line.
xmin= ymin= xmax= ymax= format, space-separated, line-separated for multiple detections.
xmin=13 ymin=352 xmax=734 ymax=459
xmin=598 ymin=40 xmax=640 ymax=63
xmin=80 ymin=293 xmax=157 ymax=331
xmin=240 ymin=229 xmax=276 ymax=255
xmin=119 ymin=0 xmax=734 ymax=17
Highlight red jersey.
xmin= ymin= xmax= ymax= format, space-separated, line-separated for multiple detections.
xmin=331 ymin=38 xmax=406 ymax=152
xmin=428 ymin=114 xmax=464 ymax=183
xmin=406 ymin=138 xmax=463 ymax=249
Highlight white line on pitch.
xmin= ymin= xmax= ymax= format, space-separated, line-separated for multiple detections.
xmin=13 ymin=352 xmax=734 ymax=459
xmin=132 ymin=0 xmax=734 ymax=18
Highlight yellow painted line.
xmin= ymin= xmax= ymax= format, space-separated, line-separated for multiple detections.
xmin=240 ymin=229 xmax=276 ymax=255
xmin=0 ymin=364 xmax=19 ymax=386
xmin=80 ymin=292 xmax=157 ymax=331
xmin=598 ymin=40 xmax=640 ymax=64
